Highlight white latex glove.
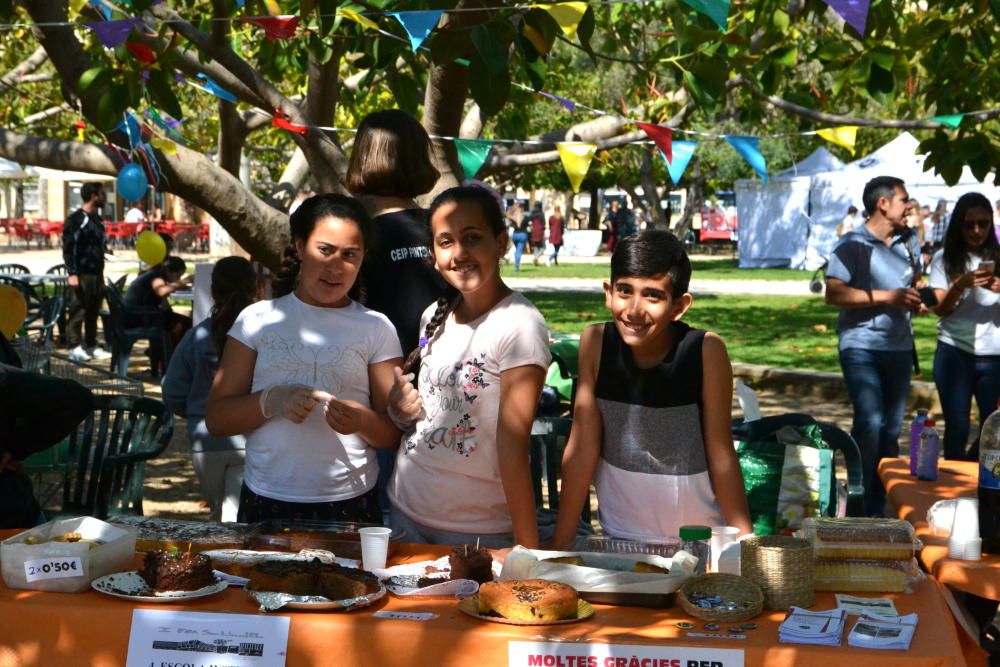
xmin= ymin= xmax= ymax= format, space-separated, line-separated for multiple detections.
xmin=259 ymin=384 xmax=332 ymax=423
xmin=387 ymin=367 xmax=424 ymax=429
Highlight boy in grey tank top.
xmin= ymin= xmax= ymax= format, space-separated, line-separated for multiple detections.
xmin=550 ymin=232 xmax=751 ymax=548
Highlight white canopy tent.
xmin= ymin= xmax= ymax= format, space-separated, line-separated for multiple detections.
xmin=737 ymin=133 xmax=1000 ymax=270
xmin=735 ymin=148 xmax=845 ymax=269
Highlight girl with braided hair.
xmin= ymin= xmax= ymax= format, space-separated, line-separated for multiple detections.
xmin=206 ymin=194 xmax=403 ymax=523
xmin=387 ymin=185 xmax=551 ymax=548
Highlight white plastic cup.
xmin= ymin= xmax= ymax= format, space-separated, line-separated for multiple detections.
xmin=950 ymin=497 xmax=980 ymax=540
xmin=359 ymin=527 xmax=392 ymax=571
xmin=710 ymin=526 xmax=741 ymax=572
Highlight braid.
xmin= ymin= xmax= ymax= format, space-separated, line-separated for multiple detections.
xmin=271 ymin=244 xmax=300 ymax=297
xmin=212 ymin=292 xmax=254 ymax=356
xmin=402 ymin=295 xmax=455 ymax=375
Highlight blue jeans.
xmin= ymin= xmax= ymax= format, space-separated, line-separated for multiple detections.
xmin=839 ymin=347 xmax=912 ymax=516
xmin=934 ymin=341 xmax=1000 ymax=461
xmin=512 ymin=232 xmax=528 ymax=271
xmin=390 ymin=509 xmax=514 ymax=548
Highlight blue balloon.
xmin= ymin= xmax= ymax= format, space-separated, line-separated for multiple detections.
xmin=117 ymin=163 xmax=148 ymax=201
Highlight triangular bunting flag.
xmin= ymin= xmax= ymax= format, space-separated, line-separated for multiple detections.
xmin=636 ymin=122 xmax=672 ymax=164
xmin=125 ymin=41 xmax=156 ymax=64
xmin=454 ymin=138 xmax=494 ymax=181
xmin=391 ymin=10 xmax=443 ymax=52
xmin=663 ymin=140 xmax=697 ymax=185
xmin=74 ymin=119 xmax=86 ymax=142
xmin=115 ymin=113 xmax=142 ymax=149
xmin=85 ymin=18 xmax=141 ymax=48
xmin=531 ymin=2 xmax=588 ymax=40
xmin=88 ymin=0 xmax=111 ymax=21
xmin=540 ymin=91 xmax=576 ymax=113
xmin=679 ymin=0 xmax=730 ymax=30
xmin=816 ymin=126 xmax=858 ymax=155
xmin=244 ymin=15 xmax=300 ymax=41
xmin=337 ymin=8 xmax=379 ymax=31
xmin=272 ymin=110 xmax=308 ymax=135
xmin=725 ymin=136 xmax=768 ymax=182
xmin=150 ymin=136 xmax=176 ymax=155
xmin=69 ymin=0 xmax=87 ymax=19
xmin=192 ymin=73 xmax=238 ymax=104
xmin=931 ymin=114 xmax=964 ymax=129
xmin=822 ymin=0 xmax=870 ymax=35
xmin=557 ymin=142 xmax=597 ymax=193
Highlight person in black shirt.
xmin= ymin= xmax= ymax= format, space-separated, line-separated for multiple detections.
xmin=62 ymin=182 xmax=111 ymax=362
xmin=124 ymin=255 xmax=192 ymax=376
xmin=346 ymin=109 xmax=451 ymax=520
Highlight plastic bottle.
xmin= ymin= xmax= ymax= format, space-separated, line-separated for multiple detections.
xmin=979 ymin=400 xmax=1000 ymax=553
xmin=909 ymin=410 xmax=929 ymax=476
xmin=916 ymin=419 xmax=941 ymax=481
xmin=679 ymin=525 xmax=712 ymax=575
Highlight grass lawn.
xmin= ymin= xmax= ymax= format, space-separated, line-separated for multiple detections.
xmin=502 ymin=258 xmax=811 ymax=282
xmin=524 ymin=291 xmax=940 ymax=375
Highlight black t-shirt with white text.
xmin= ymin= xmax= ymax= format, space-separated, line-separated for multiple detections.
xmin=362 ymin=209 xmax=450 ymax=357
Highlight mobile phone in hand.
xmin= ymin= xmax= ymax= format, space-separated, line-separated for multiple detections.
xmin=980 ymin=260 xmax=996 ymax=274
xmin=918 ymin=286 xmax=938 ymax=307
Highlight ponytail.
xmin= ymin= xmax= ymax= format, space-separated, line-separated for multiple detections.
xmin=209 ymin=256 xmax=258 ymax=356
xmin=402 ymin=294 xmax=457 ymax=375
xmin=271 ymin=243 xmax=300 ymax=298
xmin=212 ymin=291 xmax=255 ymax=356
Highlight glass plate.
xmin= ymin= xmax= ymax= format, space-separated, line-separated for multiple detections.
xmin=91 ymin=571 xmax=227 ymax=602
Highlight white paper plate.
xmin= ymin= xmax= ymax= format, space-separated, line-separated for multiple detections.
xmin=92 ymin=571 xmax=227 ymax=602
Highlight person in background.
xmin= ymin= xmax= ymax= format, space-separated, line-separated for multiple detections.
xmin=529 ymin=202 xmax=546 ymax=265
xmin=206 ymin=194 xmax=402 ymax=524
xmin=149 ymin=206 xmax=164 ymax=223
xmin=387 ymin=185 xmax=550 ymax=548
xmin=547 ymin=205 xmax=565 ymax=266
xmin=509 ymin=202 xmax=529 ymax=272
xmin=63 ymin=182 xmax=112 ymax=363
xmin=825 ymin=176 xmax=926 ymax=516
xmin=929 ymin=192 xmax=1000 ymax=461
xmin=163 ymin=257 xmax=258 ymax=522
xmin=124 ymin=255 xmax=192 ymax=376
xmin=930 ymin=200 xmax=950 ymax=251
xmin=604 ymin=200 xmax=622 ymax=253
xmin=837 ymin=205 xmax=859 ymax=236
xmin=551 ymin=231 xmax=751 ymax=549
xmin=124 ymin=204 xmax=146 ymax=224
xmin=0 ymin=332 xmax=92 ymax=528
xmin=346 ymin=109 xmax=450 ymax=520
xmin=906 ymin=198 xmax=925 ymax=255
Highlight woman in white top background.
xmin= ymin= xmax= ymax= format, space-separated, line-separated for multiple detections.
xmin=206 ymin=194 xmax=402 ymax=523
xmin=930 ymin=192 xmax=1000 ymax=461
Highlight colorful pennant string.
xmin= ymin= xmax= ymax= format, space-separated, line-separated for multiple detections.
xmin=454 ymin=138 xmax=494 ymax=180
xmin=816 ymin=125 xmax=858 ymax=155
xmin=557 ymin=142 xmax=597 ymax=192
xmin=243 ymin=15 xmax=300 ymax=41
xmin=664 ymin=140 xmax=697 ymax=185
xmin=125 ymin=41 xmax=156 ymax=64
xmin=85 ymin=18 xmax=141 ymax=48
xmin=390 ymin=10 xmax=443 ymax=52
xmin=679 ymin=0 xmax=730 ymax=30
xmin=190 ymin=73 xmax=237 ymax=103
xmin=272 ymin=110 xmax=308 ymax=134
xmin=337 ymin=8 xmax=379 ymax=31
xmin=530 ymin=2 xmax=588 ymax=41
xmin=725 ymin=135 xmax=768 ymax=182
xmin=540 ymin=91 xmax=576 ymax=113
xmin=822 ymin=0 xmax=871 ymax=36
xmin=635 ymin=122 xmax=673 ymax=164
xmin=930 ymin=114 xmax=963 ymax=129
xmin=88 ymin=0 xmax=112 ymax=22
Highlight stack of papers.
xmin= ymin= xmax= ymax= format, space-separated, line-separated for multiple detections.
xmin=847 ymin=613 xmax=917 ymax=650
xmin=779 ymin=607 xmax=847 ymax=646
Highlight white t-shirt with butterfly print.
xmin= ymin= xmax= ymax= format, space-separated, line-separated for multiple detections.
xmin=388 ymin=292 xmax=551 ymax=534
xmin=229 ymin=293 xmax=402 ymax=503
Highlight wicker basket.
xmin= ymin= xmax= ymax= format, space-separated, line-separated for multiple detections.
xmin=741 ymin=535 xmax=814 ymax=610
xmin=679 ymin=574 xmax=764 ymax=622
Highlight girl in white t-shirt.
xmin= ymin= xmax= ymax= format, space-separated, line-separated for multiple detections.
xmin=206 ymin=194 xmax=403 ymax=523
xmin=930 ymin=192 xmax=1000 ymax=461
xmin=387 ymin=185 xmax=551 ymax=548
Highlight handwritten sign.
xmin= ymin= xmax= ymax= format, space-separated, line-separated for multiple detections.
xmin=126 ymin=609 xmax=289 ymax=667
xmin=509 ymin=641 xmax=744 ymax=667
xmin=24 ymin=556 xmax=83 ymax=583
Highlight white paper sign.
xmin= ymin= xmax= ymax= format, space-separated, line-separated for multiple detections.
xmin=126 ymin=609 xmax=289 ymax=667
xmin=835 ymin=595 xmax=899 ymax=617
xmin=23 ymin=556 xmax=83 ymax=582
xmin=509 ymin=641 xmax=744 ymax=667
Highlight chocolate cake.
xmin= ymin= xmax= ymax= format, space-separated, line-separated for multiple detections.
xmin=247 ymin=559 xmax=379 ymax=599
xmin=140 ymin=550 xmax=215 ymax=592
xmin=449 ymin=545 xmax=494 ymax=584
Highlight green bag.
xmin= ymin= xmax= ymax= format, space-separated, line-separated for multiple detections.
xmin=736 ymin=424 xmax=832 ymax=536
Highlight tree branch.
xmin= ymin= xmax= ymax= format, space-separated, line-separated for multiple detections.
xmin=736 ymin=76 xmax=1000 ymax=128
xmin=23 ymin=103 xmax=71 ymax=125
xmin=0 ymin=47 xmax=48 ymax=89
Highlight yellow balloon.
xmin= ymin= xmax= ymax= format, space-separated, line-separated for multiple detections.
xmin=136 ymin=230 xmax=167 ymax=266
xmin=0 ymin=285 xmax=27 ymax=339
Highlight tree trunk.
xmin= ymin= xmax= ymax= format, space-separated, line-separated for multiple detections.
xmin=675 ymin=157 xmax=705 ymax=242
xmin=588 ymin=187 xmax=601 ymax=230
xmin=422 ymin=61 xmax=469 ymax=198
xmin=639 ymin=151 xmax=666 ymax=229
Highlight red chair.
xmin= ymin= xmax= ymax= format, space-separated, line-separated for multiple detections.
xmin=11 ymin=219 xmax=36 ymax=248
xmin=196 ymin=223 xmax=210 ymax=252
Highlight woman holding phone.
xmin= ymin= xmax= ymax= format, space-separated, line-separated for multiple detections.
xmin=929 ymin=192 xmax=1000 ymax=460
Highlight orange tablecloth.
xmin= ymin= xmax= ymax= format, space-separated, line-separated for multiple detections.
xmin=880 ymin=458 xmax=1000 ymax=601
xmin=0 ymin=539 xmax=976 ymax=667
